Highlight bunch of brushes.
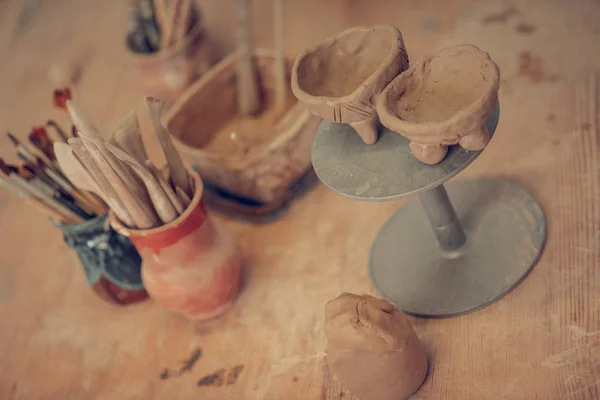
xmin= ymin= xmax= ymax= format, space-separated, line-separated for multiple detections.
xmin=128 ymin=0 xmax=199 ymax=53
xmin=0 ymin=89 xmax=107 ymax=225
xmin=55 ymin=96 xmax=195 ymax=230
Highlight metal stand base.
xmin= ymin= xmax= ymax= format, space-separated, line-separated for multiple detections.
xmin=369 ymin=178 xmax=547 ymax=318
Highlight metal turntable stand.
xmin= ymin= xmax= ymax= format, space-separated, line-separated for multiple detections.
xmin=311 ymin=104 xmax=547 ymax=317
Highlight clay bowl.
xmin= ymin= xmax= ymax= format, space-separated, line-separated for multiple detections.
xmin=376 ymin=44 xmax=500 ymax=164
xmin=164 ymin=49 xmax=321 ymax=205
xmin=291 ymin=25 xmax=409 ymax=144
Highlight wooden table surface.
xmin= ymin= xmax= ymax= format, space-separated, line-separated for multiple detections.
xmin=0 ymin=0 xmax=598 ymax=399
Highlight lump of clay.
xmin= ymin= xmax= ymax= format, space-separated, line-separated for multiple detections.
xmin=324 ymin=293 xmax=428 ymax=400
xmin=292 ymin=25 xmax=409 ymax=145
xmin=376 ymin=44 xmax=500 ymax=164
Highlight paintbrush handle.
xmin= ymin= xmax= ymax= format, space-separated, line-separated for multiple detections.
xmin=46 ymin=120 xmax=70 ymax=142
xmin=45 ymin=167 xmax=105 ymax=215
xmin=8 ymin=174 xmax=84 ymax=223
xmin=0 ymin=177 xmax=75 ymax=223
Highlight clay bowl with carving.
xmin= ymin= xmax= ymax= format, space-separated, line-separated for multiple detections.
xmin=291 ymin=25 xmax=409 ymax=144
xmin=376 ymin=44 xmax=500 ymax=164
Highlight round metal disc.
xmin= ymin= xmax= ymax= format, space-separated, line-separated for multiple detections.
xmin=311 ymin=103 xmax=500 ymax=202
xmin=369 ymin=178 xmax=547 ymax=318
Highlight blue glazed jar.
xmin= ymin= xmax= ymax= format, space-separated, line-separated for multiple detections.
xmin=55 ymin=213 xmax=149 ymax=305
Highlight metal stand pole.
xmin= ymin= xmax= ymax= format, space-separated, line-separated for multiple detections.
xmin=418 ymin=184 xmax=466 ymax=251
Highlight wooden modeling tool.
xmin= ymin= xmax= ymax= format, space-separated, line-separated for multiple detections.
xmin=144 ymin=97 xmax=192 ymax=196
xmin=109 ymin=110 xmax=148 ymax=164
xmin=160 ymin=0 xmax=181 ymax=49
xmin=273 ymin=0 xmax=287 ymax=114
xmin=176 ymin=187 xmax=191 ymax=207
xmin=66 ymin=100 xmax=101 ymax=139
xmin=67 ymin=100 xmax=155 ymax=215
xmin=56 ymin=141 xmax=136 ymax=227
xmin=172 ymin=0 xmax=192 ymax=46
xmin=107 ymin=143 xmax=178 ymax=224
xmin=236 ymin=0 xmax=261 ymax=116
xmin=74 ymin=136 xmax=159 ymax=229
xmin=146 ymin=160 xmax=185 ymax=214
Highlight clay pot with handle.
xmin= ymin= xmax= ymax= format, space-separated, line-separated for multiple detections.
xmin=291 ymin=25 xmax=409 ymax=144
xmin=110 ymin=169 xmax=243 ymax=321
xmin=376 ymin=44 xmax=500 ymax=164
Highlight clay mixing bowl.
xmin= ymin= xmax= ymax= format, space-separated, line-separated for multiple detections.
xmin=291 ymin=25 xmax=409 ymax=144
xmin=376 ymin=44 xmax=500 ymax=164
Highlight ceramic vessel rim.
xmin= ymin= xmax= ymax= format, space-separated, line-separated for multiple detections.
xmin=291 ymin=25 xmax=403 ymax=105
xmin=109 ymin=169 xmax=204 ymax=236
xmin=376 ymin=44 xmax=500 ymax=135
xmin=53 ymin=212 xmax=108 ymax=232
xmin=163 ymin=49 xmax=301 ymax=165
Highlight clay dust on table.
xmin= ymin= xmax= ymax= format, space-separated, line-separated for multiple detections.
xmin=202 ymin=97 xmax=296 ymax=156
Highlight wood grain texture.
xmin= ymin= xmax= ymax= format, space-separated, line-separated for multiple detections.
xmin=0 ymin=0 xmax=599 ymax=399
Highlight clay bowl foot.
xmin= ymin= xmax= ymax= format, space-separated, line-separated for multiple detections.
xmin=409 ymin=142 xmax=448 ymax=165
xmin=292 ymin=25 xmax=409 ymax=145
xmin=350 ymin=116 xmax=379 ymax=144
xmin=458 ymin=124 xmax=490 ymax=151
xmin=376 ymin=44 xmax=500 ymax=164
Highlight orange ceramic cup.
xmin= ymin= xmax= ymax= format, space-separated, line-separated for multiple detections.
xmin=110 ymin=170 xmax=243 ymax=321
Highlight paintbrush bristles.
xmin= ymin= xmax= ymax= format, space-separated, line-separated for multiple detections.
xmin=6 ymin=132 xmax=20 ymax=147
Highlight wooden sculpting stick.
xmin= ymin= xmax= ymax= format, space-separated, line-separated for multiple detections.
xmin=146 ymin=160 xmax=185 ymax=214
xmin=144 ymin=97 xmax=192 ymax=197
xmin=273 ymin=0 xmax=287 ymax=113
xmin=236 ymin=0 xmax=261 ymax=116
xmin=172 ymin=0 xmax=192 ymax=46
xmin=76 ymin=136 xmax=159 ymax=229
xmin=67 ymin=100 xmax=160 ymax=228
xmin=110 ymin=110 xmax=149 ymax=164
xmin=107 ymin=143 xmax=178 ymax=224
xmin=56 ymin=141 xmax=136 ymax=227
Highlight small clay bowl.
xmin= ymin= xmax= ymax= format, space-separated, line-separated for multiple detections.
xmin=292 ymin=25 xmax=409 ymax=144
xmin=376 ymin=44 xmax=500 ymax=164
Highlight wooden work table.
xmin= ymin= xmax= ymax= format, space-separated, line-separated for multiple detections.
xmin=0 ymin=0 xmax=598 ymax=398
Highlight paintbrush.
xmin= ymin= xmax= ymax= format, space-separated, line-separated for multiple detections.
xmin=46 ymin=120 xmax=71 ymax=142
xmin=7 ymin=132 xmax=59 ymax=172
xmin=1 ymin=158 xmax=86 ymax=222
xmin=15 ymin=163 xmax=92 ymax=219
xmin=53 ymin=88 xmax=72 ymax=112
xmin=0 ymin=175 xmax=77 ymax=224
xmin=7 ymin=173 xmax=85 ymax=224
xmin=29 ymin=126 xmax=56 ymax=160
xmin=22 ymin=162 xmax=103 ymax=216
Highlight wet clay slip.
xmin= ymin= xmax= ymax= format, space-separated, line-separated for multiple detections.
xmin=324 ymin=293 xmax=428 ymax=400
xmin=292 ymin=25 xmax=409 ymax=144
xmin=377 ymin=44 xmax=500 ymax=164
